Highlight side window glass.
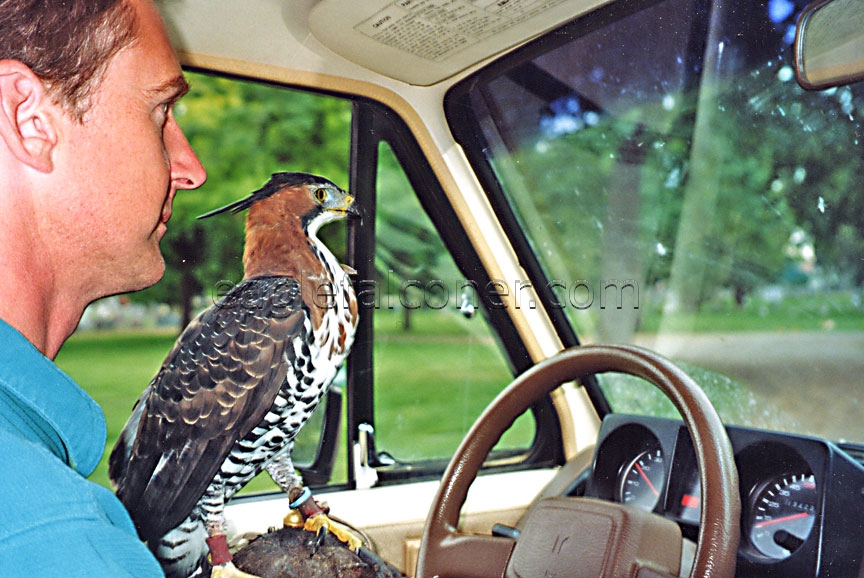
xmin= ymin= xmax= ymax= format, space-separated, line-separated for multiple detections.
xmin=372 ymin=142 xmax=534 ymax=463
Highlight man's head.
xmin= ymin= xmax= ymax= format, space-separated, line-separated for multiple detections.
xmin=0 ymin=0 xmax=139 ymax=120
xmin=0 ymin=0 xmax=206 ymax=355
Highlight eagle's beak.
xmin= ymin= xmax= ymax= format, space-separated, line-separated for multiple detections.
xmin=345 ymin=196 xmax=364 ymax=222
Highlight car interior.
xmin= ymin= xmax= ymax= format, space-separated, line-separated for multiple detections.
xmin=131 ymin=0 xmax=864 ymax=576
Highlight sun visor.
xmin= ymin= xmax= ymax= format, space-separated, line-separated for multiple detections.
xmin=309 ymin=0 xmax=612 ymax=86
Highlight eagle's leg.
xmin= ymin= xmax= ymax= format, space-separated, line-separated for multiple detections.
xmin=264 ymin=445 xmax=303 ymax=494
xmin=201 ymin=481 xmax=262 ymax=578
xmin=266 ymin=450 xmax=363 ymax=552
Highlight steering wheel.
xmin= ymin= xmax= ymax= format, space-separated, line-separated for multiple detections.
xmin=417 ymin=345 xmax=740 ymax=578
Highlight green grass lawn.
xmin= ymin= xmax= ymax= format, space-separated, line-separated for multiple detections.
xmin=54 ymin=290 xmax=863 ymax=492
xmin=55 ymin=308 xmax=523 ymax=491
xmin=373 ymin=330 xmax=531 ymax=462
xmin=639 ymin=290 xmax=864 ymax=332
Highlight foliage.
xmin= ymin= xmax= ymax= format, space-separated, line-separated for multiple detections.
xmin=125 ymin=31 xmax=864 ymax=337
xmin=372 ymin=143 xmax=462 ymax=328
xmin=483 ymin=0 xmax=864 ymax=340
xmin=374 ymin=143 xmax=449 ymax=284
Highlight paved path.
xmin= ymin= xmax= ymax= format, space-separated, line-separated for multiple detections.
xmin=633 ymin=331 xmax=864 ymax=443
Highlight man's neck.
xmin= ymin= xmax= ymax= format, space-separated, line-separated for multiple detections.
xmin=0 ymin=276 xmax=83 ymax=360
xmin=0 ymin=229 xmax=84 ymax=360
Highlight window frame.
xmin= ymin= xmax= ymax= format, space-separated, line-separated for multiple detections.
xmin=345 ymin=98 xmax=564 ymax=486
xmin=440 ymin=0 xmax=690 ymax=419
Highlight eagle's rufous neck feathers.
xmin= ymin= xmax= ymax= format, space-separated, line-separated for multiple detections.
xmin=240 ymin=191 xmax=346 ymax=337
xmin=241 ymin=187 xmax=323 ymax=280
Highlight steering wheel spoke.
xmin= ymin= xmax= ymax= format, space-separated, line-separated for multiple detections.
xmin=421 ymin=531 xmax=515 ymax=578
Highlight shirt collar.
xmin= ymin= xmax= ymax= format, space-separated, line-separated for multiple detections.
xmin=0 ymin=319 xmax=106 ymax=476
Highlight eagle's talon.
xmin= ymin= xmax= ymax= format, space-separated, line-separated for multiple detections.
xmin=289 ymin=485 xmax=361 ymax=551
xmin=303 ymin=514 xmax=364 ymax=552
xmin=312 ymin=524 xmax=329 ymax=555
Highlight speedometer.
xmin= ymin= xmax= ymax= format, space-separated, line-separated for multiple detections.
xmin=747 ymin=473 xmax=817 ymax=560
xmin=617 ymin=448 xmax=665 ymax=511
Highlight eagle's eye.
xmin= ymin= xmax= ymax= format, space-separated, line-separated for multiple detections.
xmin=315 ymin=188 xmax=328 ymax=203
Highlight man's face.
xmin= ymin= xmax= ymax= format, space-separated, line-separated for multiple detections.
xmin=50 ymin=0 xmax=206 ymax=297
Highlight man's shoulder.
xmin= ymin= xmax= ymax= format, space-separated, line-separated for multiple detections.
xmin=0 ymin=426 xmax=135 ymax=533
xmin=0 ymin=428 xmax=163 ymax=575
xmin=0 ymin=318 xmax=107 ymax=475
xmin=0 ymin=427 xmax=102 ymax=527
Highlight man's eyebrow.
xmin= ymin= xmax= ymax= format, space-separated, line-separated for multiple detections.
xmin=149 ymin=74 xmax=191 ymax=101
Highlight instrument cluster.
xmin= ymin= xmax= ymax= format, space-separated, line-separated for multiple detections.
xmin=581 ymin=415 xmax=864 ymax=577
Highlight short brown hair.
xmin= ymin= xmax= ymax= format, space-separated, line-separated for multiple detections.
xmin=0 ymin=0 xmax=139 ymax=118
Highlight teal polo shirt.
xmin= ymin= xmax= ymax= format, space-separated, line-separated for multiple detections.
xmin=0 ymin=319 xmax=163 ymax=577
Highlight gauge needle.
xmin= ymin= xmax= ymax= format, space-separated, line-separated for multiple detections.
xmin=635 ymin=462 xmax=659 ymax=497
xmin=754 ymin=512 xmax=810 ymax=528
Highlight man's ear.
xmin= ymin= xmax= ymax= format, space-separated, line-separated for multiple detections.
xmin=0 ymin=60 xmax=59 ymax=173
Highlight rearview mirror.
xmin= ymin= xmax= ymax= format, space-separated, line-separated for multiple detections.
xmin=795 ymin=0 xmax=864 ymax=89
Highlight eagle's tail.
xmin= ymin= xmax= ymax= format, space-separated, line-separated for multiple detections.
xmin=153 ymin=513 xmax=210 ymax=578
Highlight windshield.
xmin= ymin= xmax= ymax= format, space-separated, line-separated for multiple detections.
xmin=448 ymin=0 xmax=864 ymax=443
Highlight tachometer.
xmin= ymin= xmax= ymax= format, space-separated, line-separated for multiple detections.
xmin=748 ymin=473 xmax=817 ymax=560
xmin=617 ymin=448 xmax=665 ymax=511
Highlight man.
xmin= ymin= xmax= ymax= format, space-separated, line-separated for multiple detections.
xmin=0 ymin=0 xmax=206 ymax=575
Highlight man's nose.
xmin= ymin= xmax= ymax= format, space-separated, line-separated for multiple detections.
xmin=166 ymin=118 xmax=207 ymax=190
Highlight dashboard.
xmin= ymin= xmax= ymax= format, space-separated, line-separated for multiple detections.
xmin=575 ymin=415 xmax=864 ymax=577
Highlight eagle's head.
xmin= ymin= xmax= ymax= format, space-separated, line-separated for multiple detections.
xmin=198 ymin=172 xmax=360 ymax=279
xmin=198 ymin=172 xmax=360 ymax=236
